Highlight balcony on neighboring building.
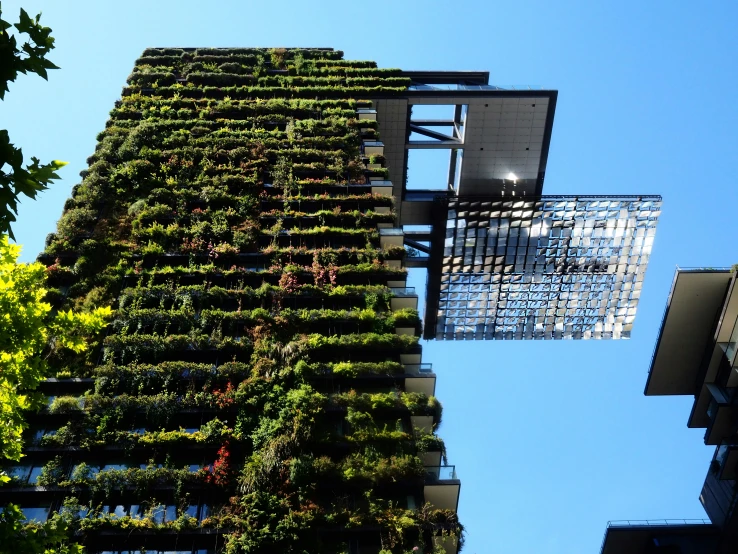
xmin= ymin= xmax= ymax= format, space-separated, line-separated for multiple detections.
xmin=646 ymin=269 xmax=736 ymax=397
xmin=599 ymin=520 xmax=719 ymax=554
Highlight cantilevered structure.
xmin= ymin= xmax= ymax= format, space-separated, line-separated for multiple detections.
xmin=364 ymin=71 xmax=661 ymax=340
xmin=599 ymin=267 xmax=738 ymax=554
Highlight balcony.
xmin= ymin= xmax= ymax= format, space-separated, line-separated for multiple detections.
xmin=390 ymin=287 xmax=418 ymax=312
xmin=362 ymin=141 xmax=384 ymax=157
xmin=703 ymin=387 xmax=738 ymax=445
xmin=369 ymin=180 xmax=393 ymax=196
xmin=411 ymin=415 xmax=433 ymax=434
xmin=646 ymin=269 xmax=733 ymax=396
xmin=599 ymin=520 xmax=718 ymax=554
xmin=424 ymin=465 xmax=460 ymax=513
xmin=356 ymin=108 xmax=377 ymax=121
xmin=714 ymin=442 xmax=738 ymax=480
xmin=378 ymin=227 xmax=403 ymax=248
xmin=404 ymin=363 xmax=436 ymax=397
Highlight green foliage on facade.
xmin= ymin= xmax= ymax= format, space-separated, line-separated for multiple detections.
xmin=3 ymin=47 xmax=463 ymax=554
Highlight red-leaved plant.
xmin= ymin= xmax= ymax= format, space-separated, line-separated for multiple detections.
xmin=205 ymin=440 xmax=232 ymax=486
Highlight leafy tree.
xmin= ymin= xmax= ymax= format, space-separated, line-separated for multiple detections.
xmin=0 ymin=503 xmax=84 ymax=554
xmin=0 ymin=236 xmax=112 ymax=465
xmin=0 ymin=4 xmax=65 ymax=239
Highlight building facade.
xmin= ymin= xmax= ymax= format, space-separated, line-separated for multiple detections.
xmin=3 ymin=47 xmax=461 ymax=554
xmin=600 ymin=268 xmax=738 ymax=554
xmin=1 ymin=47 xmax=661 ymax=553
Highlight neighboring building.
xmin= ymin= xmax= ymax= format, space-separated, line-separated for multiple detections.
xmin=0 ymin=47 xmax=659 ymax=553
xmin=600 ymin=268 xmax=738 ymax=553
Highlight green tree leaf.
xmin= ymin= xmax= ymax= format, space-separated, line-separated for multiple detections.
xmin=0 ymin=5 xmax=62 ymax=238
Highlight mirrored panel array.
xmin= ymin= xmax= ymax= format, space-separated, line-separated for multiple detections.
xmin=433 ymin=196 xmax=662 ymax=340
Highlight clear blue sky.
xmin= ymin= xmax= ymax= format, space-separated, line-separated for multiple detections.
xmin=3 ymin=1 xmax=738 ymax=552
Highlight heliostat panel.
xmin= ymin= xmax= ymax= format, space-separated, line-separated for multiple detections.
xmin=427 ymin=196 xmax=662 ymax=340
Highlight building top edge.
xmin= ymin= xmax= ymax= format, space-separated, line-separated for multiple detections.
xmin=674 ymin=266 xmax=733 ymax=273
xmin=445 ymin=194 xmax=663 ymax=201
xmin=144 ymin=47 xmax=337 ymax=51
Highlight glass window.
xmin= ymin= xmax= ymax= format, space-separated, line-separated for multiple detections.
xmin=21 ymin=506 xmax=49 ymax=522
xmin=151 ymin=505 xmax=165 ymax=524
xmin=185 ymin=504 xmax=198 ymax=518
xmin=165 ymin=505 xmax=176 ymax=522
xmin=188 ymin=464 xmax=200 ymax=472
xmin=28 ymin=466 xmax=43 ymax=484
xmin=129 ymin=504 xmax=140 ymax=517
xmin=102 ymin=463 xmax=127 ymax=471
xmin=112 ymin=505 xmax=126 ymax=517
xmin=8 ymin=465 xmax=31 ymax=483
xmin=199 ymin=504 xmax=210 ymax=521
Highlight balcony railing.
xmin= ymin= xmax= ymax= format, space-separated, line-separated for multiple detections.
xmin=390 ymin=287 xmax=416 ymax=297
xmin=425 ymin=465 xmax=458 ymax=482
xmin=404 ymin=363 xmax=433 ymax=375
xmin=408 ymin=84 xmax=546 ymax=92
xmin=606 ymin=519 xmax=711 ymax=528
xmin=599 ymin=519 xmax=714 ymax=554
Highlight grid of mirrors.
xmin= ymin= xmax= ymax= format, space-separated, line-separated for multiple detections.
xmin=434 ymin=196 xmax=662 ymax=340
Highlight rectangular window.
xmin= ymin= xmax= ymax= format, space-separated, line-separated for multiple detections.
xmin=28 ymin=466 xmax=44 ymax=484
xmin=21 ymin=506 xmax=49 ymax=522
xmin=199 ymin=504 xmax=210 ymax=521
xmin=165 ymin=505 xmax=177 ymax=522
xmin=8 ymin=465 xmax=31 ymax=483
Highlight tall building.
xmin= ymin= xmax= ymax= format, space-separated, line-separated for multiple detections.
xmin=599 ymin=267 xmax=738 ymax=554
xmin=1 ymin=48 xmax=659 ymax=553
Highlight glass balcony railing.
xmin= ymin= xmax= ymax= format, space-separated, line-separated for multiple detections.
xmin=378 ymin=228 xmax=403 ymax=236
xmin=390 ymin=287 xmax=416 ymax=297
xmin=408 ymin=84 xmax=546 ymax=92
xmin=721 ymin=315 xmax=738 ymax=367
xmin=404 ymin=363 xmax=434 ymax=375
xmin=606 ymin=519 xmax=711 ymax=528
xmin=425 ymin=465 xmax=458 ymax=481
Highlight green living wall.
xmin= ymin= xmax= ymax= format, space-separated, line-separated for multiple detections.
xmin=10 ymin=48 xmax=462 ymax=554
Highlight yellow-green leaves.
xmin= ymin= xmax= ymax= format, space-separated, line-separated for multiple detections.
xmin=0 ymin=235 xmax=111 ymax=461
xmin=50 ymin=306 xmax=112 ymax=353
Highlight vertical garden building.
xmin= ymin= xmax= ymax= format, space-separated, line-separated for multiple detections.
xmin=2 ymin=47 xmax=660 ymax=553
